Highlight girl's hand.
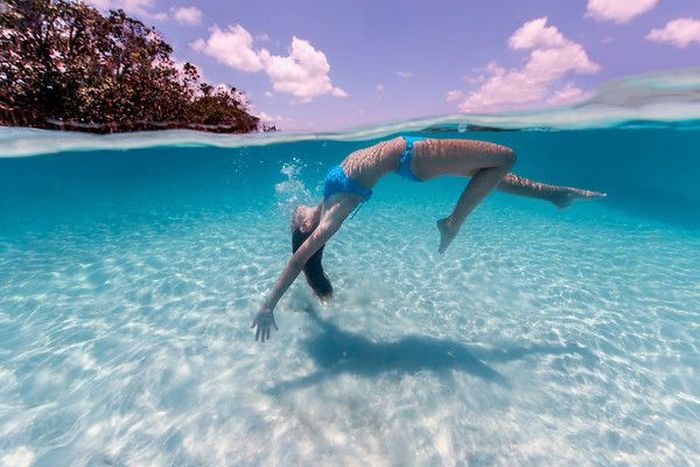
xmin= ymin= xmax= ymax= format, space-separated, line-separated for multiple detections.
xmin=251 ymin=308 xmax=278 ymax=342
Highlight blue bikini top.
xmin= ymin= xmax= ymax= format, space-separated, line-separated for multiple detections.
xmin=323 ymin=165 xmax=372 ymax=201
xmin=323 ymin=135 xmax=424 ymax=203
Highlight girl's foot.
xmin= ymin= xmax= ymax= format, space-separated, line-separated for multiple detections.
xmin=552 ymin=188 xmax=606 ymax=209
xmin=437 ymin=217 xmax=458 ymax=254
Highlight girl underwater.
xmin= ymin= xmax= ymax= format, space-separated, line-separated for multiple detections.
xmin=252 ymin=136 xmax=605 ymax=342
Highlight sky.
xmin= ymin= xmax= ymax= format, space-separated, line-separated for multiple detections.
xmin=85 ymin=0 xmax=700 ymax=130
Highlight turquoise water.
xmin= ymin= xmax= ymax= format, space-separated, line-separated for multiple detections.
xmin=1 ymin=71 xmax=700 ymax=465
xmin=1 ymin=127 xmax=699 ymax=466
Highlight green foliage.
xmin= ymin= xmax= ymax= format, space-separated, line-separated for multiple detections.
xmin=0 ymin=0 xmax=271 ymax=133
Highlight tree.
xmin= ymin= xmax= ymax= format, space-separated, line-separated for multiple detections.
xmin=0 ymin=0 xmax=269 ymax=133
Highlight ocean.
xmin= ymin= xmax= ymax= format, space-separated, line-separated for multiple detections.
xmin=0 ymin=70 xmax=699 ymax=466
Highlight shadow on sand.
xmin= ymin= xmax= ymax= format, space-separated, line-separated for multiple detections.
xmin=267 ymin=312 xmax=596 ymax=394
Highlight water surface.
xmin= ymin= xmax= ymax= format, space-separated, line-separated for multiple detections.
xmin=1 ymin=70 xmax=699 ymax=465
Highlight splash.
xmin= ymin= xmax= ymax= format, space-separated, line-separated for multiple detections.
xmin=274 ymin=158 xmax=315 ymax=215
xmin=1 ymin=68 xmax=700 ymax=157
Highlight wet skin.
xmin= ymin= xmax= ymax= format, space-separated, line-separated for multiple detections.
xmin=251 ymin=137 xmax=605 ymax=341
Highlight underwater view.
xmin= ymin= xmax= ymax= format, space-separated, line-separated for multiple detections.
xmin=3 ymin=0 xmax=700 ymax=463
xmin=1 ymin=70 xmax=699 ymax=465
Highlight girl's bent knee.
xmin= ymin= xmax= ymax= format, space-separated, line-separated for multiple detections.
xmin=501 ymin=148 xmax=516 ymax=168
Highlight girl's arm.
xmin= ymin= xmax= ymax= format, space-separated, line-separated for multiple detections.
xmin=264 ymin=217 xmax=340 ymax=312
xmin=252 ymin=198 xmax=356 ymax=342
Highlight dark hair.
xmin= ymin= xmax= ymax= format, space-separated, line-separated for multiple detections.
xmin=292 ymin=210 xmax=333 ymax=301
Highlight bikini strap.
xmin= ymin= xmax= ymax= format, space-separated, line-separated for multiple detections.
xmin=349 ymin=200 xmax=365 ymax=220
xmin=396 ymin=135 xmax=424 ymax=181
xmin=402 ymin=135 xmax=425 ymax=147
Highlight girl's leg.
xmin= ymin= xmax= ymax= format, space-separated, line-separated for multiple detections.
xmin=437 ymin=150 xmax=515 ymax=254
xmin=496 ymin=173 xmax=606 ymax=208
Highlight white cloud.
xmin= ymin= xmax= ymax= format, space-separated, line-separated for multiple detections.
xmin=171 ymin=6 xmax=202 ymax=26
xmin=260 ymin=37 xmax=347 ymax=101
xmin=190 ymin=25 xmax=264 ymax=72
xmin=647 ymin=18 xmax=700 ymax=48
xmin=242 ymin=96 xmax=285 ymax=126
xmin=445 ymin=90 xmax=463 ymax=102
xmin=264 ymin=91 xmax=274 ymax=97
xmin=85 ymin=0 xmax=167 ymax=20
xmin=376 ymin=84 xmax=386 ymax=92
xmin=508 ymin=17 xmax=568 ymax=49
xmin=257 ymin=111 xmax=284 ymax=123
xmin=191 ymin=24 xmax=346 ymax=102
xmin=395 ymin=70 xmax=413 ymax=78
xmin=585 ymin=0 xmax=658 ymax=24
xmin=457 ymin=17 xmax=599 ymax=113
xmin=547 ymin=83 xmax=587 ymax=105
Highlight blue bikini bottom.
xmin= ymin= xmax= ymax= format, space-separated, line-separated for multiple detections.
xmin=396 ymin=135 xmax=425 ymax=182
xmin=322 ymin=134 xmax=425 ymax=202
